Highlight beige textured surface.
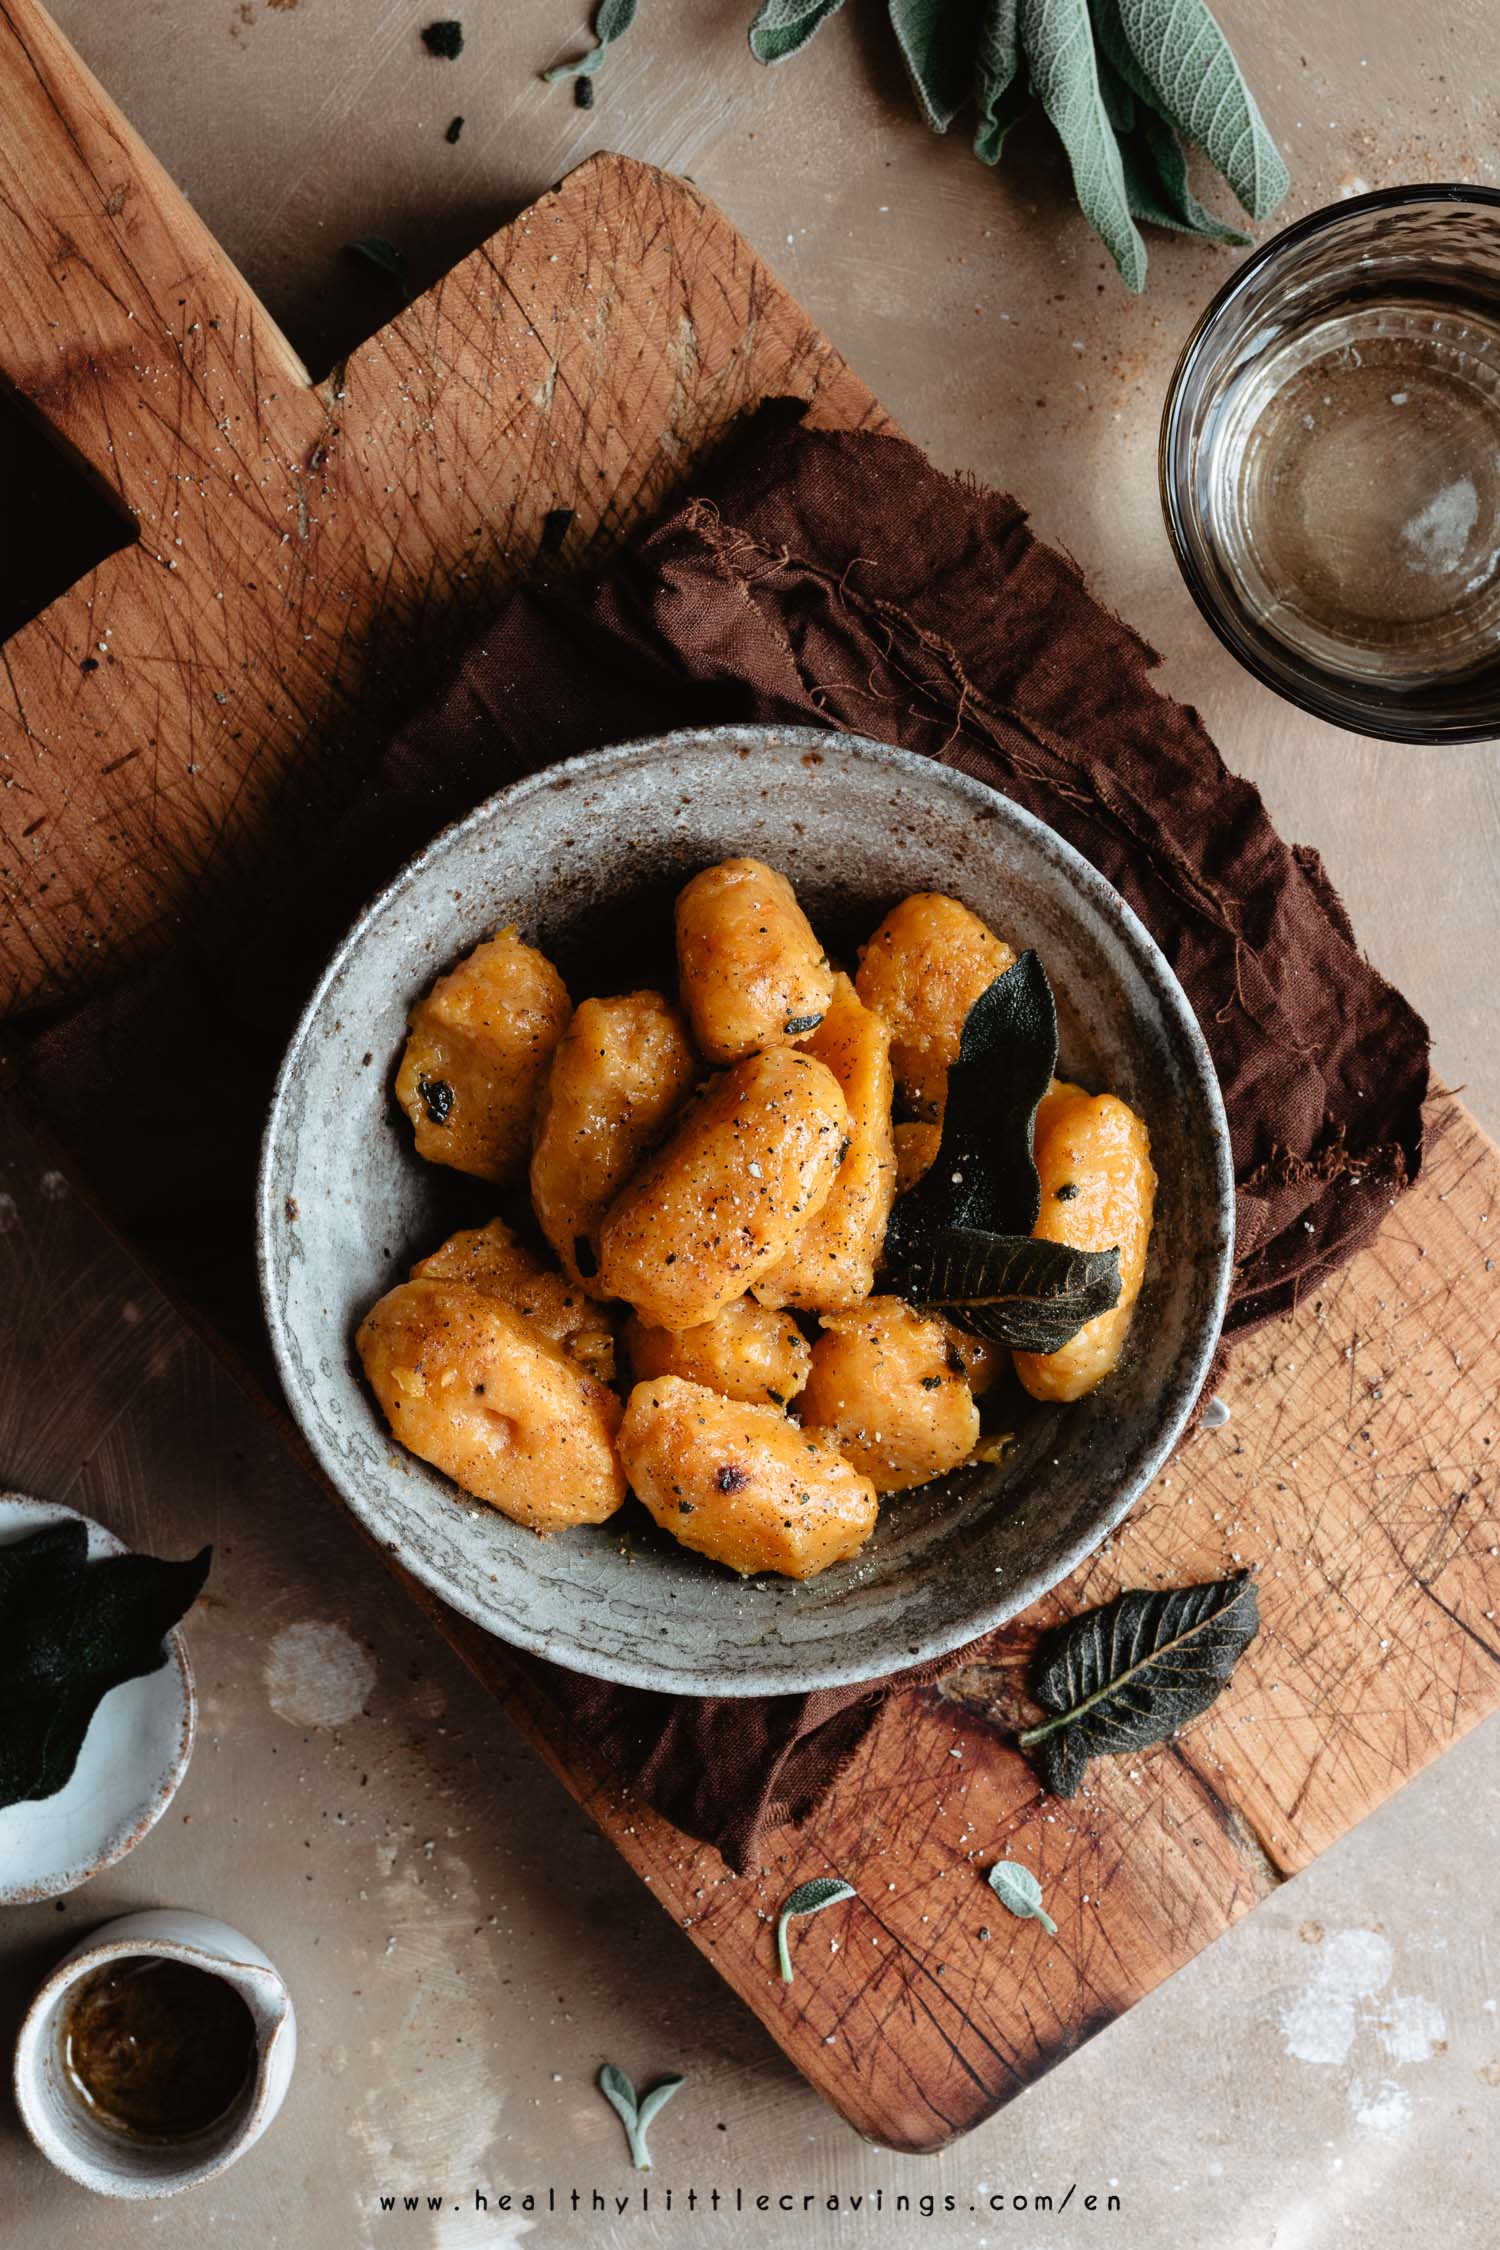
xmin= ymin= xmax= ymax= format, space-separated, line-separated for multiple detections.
xmin=1 ymin=0 xmax=1498 ymax=2242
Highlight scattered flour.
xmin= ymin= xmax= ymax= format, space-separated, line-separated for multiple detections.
xmin=1377 ymin=1989 xmax=1446 ymax=2063
xmin=1348 ymin=2076 xmax=1413 ymax=2135
xmin=1278 ymin=1927 xmax=1447 ymax=2147
xmin=265 ymin=1620 xmax=377 ymax=1728
xmin=1280 ymin=1928 xmax=1392 ymax=2064
xmin=1402 ymin=476 xmax=1479 ymax=573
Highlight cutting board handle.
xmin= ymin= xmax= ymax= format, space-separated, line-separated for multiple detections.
xmin=0 ymin=0 xmax=309 ymax=509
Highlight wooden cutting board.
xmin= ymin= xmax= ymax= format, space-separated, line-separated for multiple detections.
xmin=3 ymin=0 xmax=1499 ymax=2155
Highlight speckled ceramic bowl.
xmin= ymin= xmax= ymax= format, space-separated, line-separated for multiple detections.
xmin=257 ymin=727 xmax=1233 ymax=1696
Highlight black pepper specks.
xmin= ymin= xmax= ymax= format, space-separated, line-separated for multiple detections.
xmin=418 ymin=1076 xmax=455 ymax=1126
xmin=714 ymin=1464 xmax=749 ymax=1494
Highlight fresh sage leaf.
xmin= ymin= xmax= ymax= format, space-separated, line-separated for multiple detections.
xmin=1020 ymin=0 xmax=1146 ymax=290
xmin=1099 ymin=0 xmax=1288 ymax=220
xmin=749 ymin=0 xmax=848 ymax=65
xmin=345 ymin=237 xmax=411 ymax=301
xmin=1115 ymin=94 xmax=1252 ymax=245
xmin=900 ymin=1225 xmax=1121 ymax=1351
xmin=775 ymin=1875 xmax=856 ymax=1982
xmin=889 ymin=0 xmax=987 ymax=134
xmin=1019 ymin=1573 xmax=1260 ymax=1797
xmin=597 ymin=2062 xmax=684 ymax=2170
xmin=973 ymin=0 xmax=1026 ymax=163
xmin=544 ymin=0 xmax=639 ymax=84
xmin=0 ymin=1527 xmax=211 ymax=1811
xmin=986 ymin=1858 xmax=1057 ymax=1932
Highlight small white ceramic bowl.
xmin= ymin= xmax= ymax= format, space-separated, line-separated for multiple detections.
xmin=13 ymin=1908 xmax=297 ymax=2198
xmin=0 ymin=1495 xmax=196 ymax=1904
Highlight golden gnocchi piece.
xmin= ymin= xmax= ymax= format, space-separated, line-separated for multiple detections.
xmin=356 ymin=1279 xmax=626 ymax=1533
xmin=395 ymin=928 xmax=570 ymax=1183
xmin=855 ymin=892 xmax=1014 ymax=1125
xmin=1013 ymin=1088 xmax=1156 ymax=1404
xmin=624 ymin=1295 xmax=811 ymax=1407
xmin=618 ymin=1376 xmax=878 ymax=1579
xmin=799 ymin=1295 xmax=980 ymax=1493
xmin=530 ymin=990 xmax=697 ymax=1294
xmin=675 ymin=857 xmax=836 ymax=1065
xmin=753 ymin=974 xmax=897 ymax=1314
xmin=893 ymin=1120 xmax=942 ymax=1196
xmin=411 ymin=1219 xmax=616 ymax=1384
xmin=596 ymin=1048 xmax=849 ymax=1332
xmin=940 ymin=1319 xmax=1005 ymax=1398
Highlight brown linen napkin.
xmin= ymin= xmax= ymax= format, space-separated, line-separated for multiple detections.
xmin=12 ymin=400 xmax=1429 ymax=1872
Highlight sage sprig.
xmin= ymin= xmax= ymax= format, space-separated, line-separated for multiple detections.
xmin=597 ymin=2063 xmax=684 ymax=2170
xmin=775 ymin=1876 xmax=856 ymax=1982
xmin=987 ymin=1858 xmax=1057 ymax=1932
xmin=1019 ymin=1572 xmax=1260 ymax=1795
xmin=546 ymin=0 xmax=1287 ymax=288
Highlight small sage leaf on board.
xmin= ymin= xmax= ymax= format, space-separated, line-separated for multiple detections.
xmin=775 ymin=1876 xmax=856 ymax=1982
xmin=345 ymin=236 xmax=411 ymax=301
xmin=986 ymin=1859 xmax=1057 ymax=1933
xmin=1099 ymin=0 xmax=1289 ymax=220
xmin=885 ymin=951 xmax=1120 ymax=1353
xmin=1020 ymin=0 xmax=1146 ymax=291
xmin=889 ymin=0 xmax=987 ymax=134
xmin=1019 ymin=1573 xmax=1260 ymax=1797
xmin=544 ymin=0 xmax=639 ymax=84
xmin=749 ymin=0 xmax=848 ymax=65
xmin=900 ymin=1226 xmax=1121 ymax=1351
xmin=0 ymin=1524 xmax=211 ymax=1810
xmin=597 ymin=2063 xmax=684 ymax=2170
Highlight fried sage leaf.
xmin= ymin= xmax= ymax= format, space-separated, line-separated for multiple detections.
xmin=885 ymin=950 xmax=1120 ymax=1354
xmin=0 ymin=1526 xmax=211 ymax=1810
xmin=597 ymin=2062 xmax=684 ymax=2170
xmin=1019 ymin=1574 xmax=1260 ymax=1797
xmin=987 ymin=1858 xmax=1057 ymax=1933
xmin=775 ymin=1875 xmax=856 ymax=1982
xmin=886 ymin=949 xmax=1056 ymax=1255
xmin=897 ymin=1225 xmax=1121 ymax=1352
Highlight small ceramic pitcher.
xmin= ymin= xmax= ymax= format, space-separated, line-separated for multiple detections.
xmin=13 ymin=1908 xmax=297 ymax=2198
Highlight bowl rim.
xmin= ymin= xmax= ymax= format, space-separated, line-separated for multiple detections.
xmin=1159 ymin=181 xmax=1500 ymax=745
xmin=256 ymin=724 xmax=1235 ymax=1695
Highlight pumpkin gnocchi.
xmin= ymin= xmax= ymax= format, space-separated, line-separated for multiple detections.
xmin=361 ymin=861 xmax=1155 ymax=1573
xmin=395 ymin=927 xmax=569 ymax=1183
xmin=618 ymin=1377 xmax=878 ymax=1579
xmin=356 ymin=1279 xmax=625 ymax=1533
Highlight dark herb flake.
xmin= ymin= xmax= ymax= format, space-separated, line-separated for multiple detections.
xmin=422 ymin=20 xmax=464 ymax=59
xmin=417 ymin=1075 xmax=455 ymax=1126
xmin=444 ymin=114 xmax=465 ymax=143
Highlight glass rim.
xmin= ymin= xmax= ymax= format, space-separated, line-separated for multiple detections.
xmin=1159 ymin=182 xmax=1500 ymax=745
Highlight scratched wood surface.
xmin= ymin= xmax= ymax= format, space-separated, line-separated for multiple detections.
xmin=2 ymin=0 xmax=1499 ymax=2157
